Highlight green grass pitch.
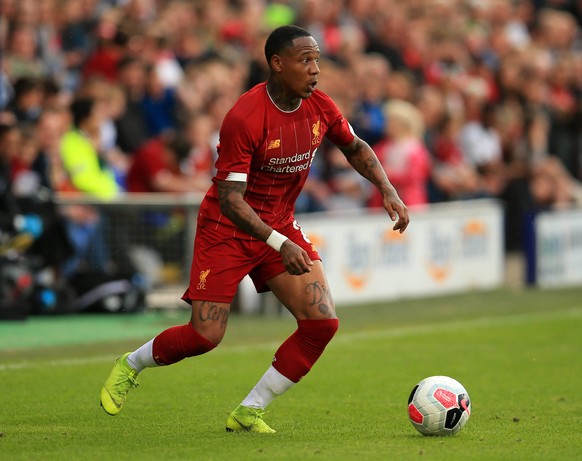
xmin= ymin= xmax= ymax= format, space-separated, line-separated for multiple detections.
xmin=1 ymin=287 xmax=581 ymax=461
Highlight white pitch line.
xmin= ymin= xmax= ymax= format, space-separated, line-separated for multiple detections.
xmin=1 ymin=306 xmax=580 ymax=372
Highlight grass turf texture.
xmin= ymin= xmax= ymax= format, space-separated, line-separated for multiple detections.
xmin=1 ymin=287 xmax=581 ymax=461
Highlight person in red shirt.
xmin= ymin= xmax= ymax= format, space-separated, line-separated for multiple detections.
xmin=126 ymin=134 xmax=210 ymax=193
xmin=369 ymin=99 xmax=432 ymax=208
xmin=100 ymin=25 xmax=409 ymax=432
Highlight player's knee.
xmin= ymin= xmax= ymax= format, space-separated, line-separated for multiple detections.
xmin=191 ymin=301 xmax=230 ymax=346
xmin=199 ymin=331 xmax=223 ymax=347
xmin=182 ymin=322 xmax=217 ymax=355
xmin=298 ymin=318 xmax=339 ymax=345
xmin=318 ymin=317 xmax=339 ymax=342
xmin=191 ymin=322 xmax=225 ymax=348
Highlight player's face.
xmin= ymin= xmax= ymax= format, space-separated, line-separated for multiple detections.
xmin=279 ymin=36 xmax=320 ymax=99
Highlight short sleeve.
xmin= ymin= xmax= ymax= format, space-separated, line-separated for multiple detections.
xmin=322 ymin=95 xmax=355 ymax=147
xmin=214 ymin=112 xmax=256 ymax=182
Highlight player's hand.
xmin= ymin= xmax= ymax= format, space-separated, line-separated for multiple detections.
xmin=382 ymin=191 xmax=410 ymax=234
xmin=280 ymin=240 xmax=313 ymax=275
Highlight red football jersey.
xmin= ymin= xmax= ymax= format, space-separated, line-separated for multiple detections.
xmin=197 ymin=82 xmax=355 ymax=239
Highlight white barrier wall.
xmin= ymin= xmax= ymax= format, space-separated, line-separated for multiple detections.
xmin=297 ymin=200 xmax=504 ymax=305
xmin=535 ymin=209 xmax=582 ymax=287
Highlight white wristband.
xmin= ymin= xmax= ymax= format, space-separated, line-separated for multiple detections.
xmin=266 ymin=230 xmax=288 ymax=252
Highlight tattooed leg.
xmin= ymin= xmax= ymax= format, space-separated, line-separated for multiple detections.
xmin=305 ymin=280 xmax=333 ymax=316
xmin=266 ymin=260 xmax=336 ymax=320
xmin=191 ymin=300 xmax=232 ymax=346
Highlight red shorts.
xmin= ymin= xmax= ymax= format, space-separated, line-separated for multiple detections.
xmin=182 ymin=220 xmax=321 ymax=304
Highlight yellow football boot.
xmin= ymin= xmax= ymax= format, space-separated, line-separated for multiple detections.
xmin=100 ymin=352 xmax=139 ymax=416
xmin=226 ymin=405 xmax=276 ymax=433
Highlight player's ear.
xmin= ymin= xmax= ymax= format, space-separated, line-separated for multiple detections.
xmin=270 ymin=54 xmax=283 ymax=73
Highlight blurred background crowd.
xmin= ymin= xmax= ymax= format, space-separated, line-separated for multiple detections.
xmin=1 ymin=0 xmax=582 ymax=314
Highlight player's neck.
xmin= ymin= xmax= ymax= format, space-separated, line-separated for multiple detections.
xmin=266 ymin=81 xmax=301 ymax=113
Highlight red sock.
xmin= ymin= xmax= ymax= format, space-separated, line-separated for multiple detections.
xmin=152 ymin=322 xmax=216 ymax=365
xmin=272 ymin=318 xmax=339 ymax=383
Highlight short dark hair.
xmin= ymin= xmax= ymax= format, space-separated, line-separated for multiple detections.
xmin=70 ymin=98 xmax=94 ymax=128
xmin=117 ymin=55 xmax=144 ymax=72
xmin=264 ymin=25 xmax=312 ymax=65
xmin=13 ymin=77 xmax=43 ymax=99
xmin=164 ymin=134 xmax=191 ymax=161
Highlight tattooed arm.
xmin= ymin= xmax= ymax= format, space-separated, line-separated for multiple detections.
xmin=217 ymin=180 xmax=313 ymax=275
xmin=338 ymin=135 xmax=410 ymax=233
xmin=217 ymin=180 xmax=272 ymax=241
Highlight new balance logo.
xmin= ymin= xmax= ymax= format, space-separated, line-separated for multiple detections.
xmin=267 ymin=139 xmax=281 ymax=149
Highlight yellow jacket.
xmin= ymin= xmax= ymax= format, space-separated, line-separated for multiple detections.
xmin=60 ymin=129 xmax=119 ymax=200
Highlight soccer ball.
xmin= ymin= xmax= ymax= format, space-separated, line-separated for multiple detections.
xmin=407 ymin=375 xmax=471 ymax=436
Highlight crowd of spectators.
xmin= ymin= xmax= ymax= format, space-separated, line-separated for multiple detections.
xmin=2 ymin=0 xmax=582 ymax=279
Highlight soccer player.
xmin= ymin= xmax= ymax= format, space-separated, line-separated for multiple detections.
xmin=100 ymin=25 xmax=409 ymax=433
